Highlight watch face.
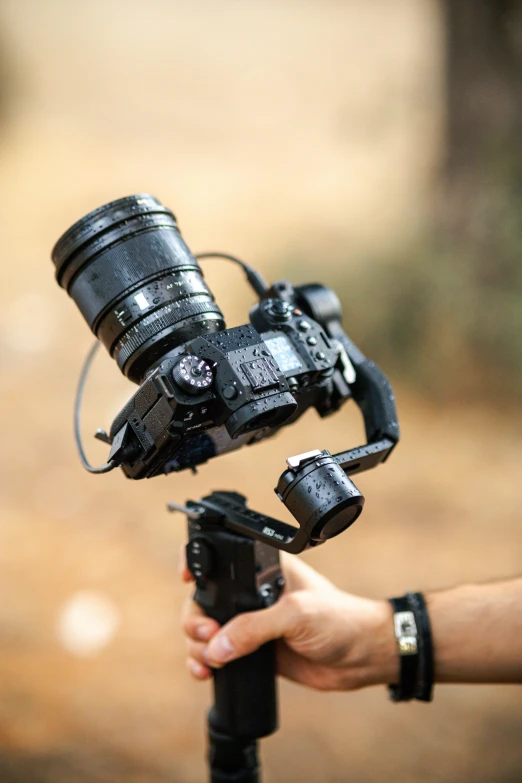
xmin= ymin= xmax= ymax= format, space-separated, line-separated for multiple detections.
xmin=398 ymin=637 xmax=418 ymax=655
xmin=264 ymin=335 xmax=302 ymax=373
xmin=394 ymin=611 xmax=418 ymax=655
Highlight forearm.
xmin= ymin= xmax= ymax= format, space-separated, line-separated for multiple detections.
xmin=425 ymin=577 xmax=522 ymax=684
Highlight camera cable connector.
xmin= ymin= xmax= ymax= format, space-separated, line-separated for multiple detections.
xmin=195 ymin=252 xmax=269 ymax=297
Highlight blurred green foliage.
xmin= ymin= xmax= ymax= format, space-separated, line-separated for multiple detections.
xmin=338 ymin=180 xmax=522 ymax=403
xmin=285 ymin=175 xmax=522 ymax=405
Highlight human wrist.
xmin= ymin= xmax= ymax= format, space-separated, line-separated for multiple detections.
xmin=341 ymin=597 xmax=399 ymax=689
xmin=366 ymin=599 xmax=401 ymax=686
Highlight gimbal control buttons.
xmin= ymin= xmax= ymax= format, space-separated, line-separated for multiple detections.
xmin=173 ymin=355 xmax=213 ymax=394
xmin=186 ymin=537 xmax=214 ymax=579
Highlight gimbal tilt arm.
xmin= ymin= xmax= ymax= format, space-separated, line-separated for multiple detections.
xmin=172 ymin=288 xmax=400 ymax=555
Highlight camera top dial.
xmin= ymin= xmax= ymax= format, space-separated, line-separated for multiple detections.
xmin=173 ymin=355 xmax=214 ymax=395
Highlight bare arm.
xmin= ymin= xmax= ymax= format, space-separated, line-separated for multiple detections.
xmin=427 ymin=578 xmax=522 ymax=684
xmin=181 ymin=554 xmax=522 ymax=691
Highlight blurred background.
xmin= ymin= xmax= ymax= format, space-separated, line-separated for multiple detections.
xmin=0 ymin=0 xmax=521 ymax=781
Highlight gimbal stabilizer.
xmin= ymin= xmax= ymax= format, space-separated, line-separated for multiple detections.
xmin=169 ymin=326 xmax=399 ymax=783
xmin=51 ymin=195 xmax=399 ymax=783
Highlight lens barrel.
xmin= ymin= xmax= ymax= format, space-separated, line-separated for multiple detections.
xmin=52 ymin=194 xmax=225 ymax=383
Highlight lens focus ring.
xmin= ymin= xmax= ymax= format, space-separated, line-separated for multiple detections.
xmin=114 ymin=299 xmax=223 ymax=373
xmin=94 ymin=269 xmax=215 ymax=351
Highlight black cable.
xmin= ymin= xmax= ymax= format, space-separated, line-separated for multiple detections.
xmin=74 ymin=340 xmax=117 ymax=474
xmin=195 ymin=252 xmax=269 ymax=297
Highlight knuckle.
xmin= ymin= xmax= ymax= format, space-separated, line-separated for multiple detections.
xmin=186 ymin=658 xmax=199 ymax=679
xmin=180 ymin=598 xmax=194 ymax=622
xmin=284 ymin=590 xmax=308 ymax=617
xmin=231 ymin=613 xmax=259 ymax=650
xmin=234 ymin=613 xmax=255 ymax=641
xmin=308 ymin=669 xmax=336 ymax=692
xmin=184 ymin=618 xmax=203 ymax=640
xmin=188 ymin=641 xmax=205 ymax=661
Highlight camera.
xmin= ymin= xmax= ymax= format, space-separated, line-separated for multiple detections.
xmin=106 ymin=285 xmax=354 ymax=479
xmin=52 ymin=194 xmax=399 ymax=551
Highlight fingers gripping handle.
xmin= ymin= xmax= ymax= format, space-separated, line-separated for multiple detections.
xmin=186 ymin=518 xmax=283 ymax=740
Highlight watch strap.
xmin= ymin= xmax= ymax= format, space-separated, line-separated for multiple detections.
xmin=406 ymin=592 xmax=434 ymax=702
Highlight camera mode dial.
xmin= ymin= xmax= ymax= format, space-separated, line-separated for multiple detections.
xmin=173 ymin=355 xmax=213 ymax=395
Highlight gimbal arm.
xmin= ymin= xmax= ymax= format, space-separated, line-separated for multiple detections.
xmin=181 ymin=443 xmax=395 ymax=555
xmin=294 ymin=281 xmax=400 ymax=446
xmin=169 ymin=281 xmax=400 ymax=554
xmin=172 ymin=340 xmax=399 ymax=554
xmin=331 ymin=327 xmax=400 ymax=446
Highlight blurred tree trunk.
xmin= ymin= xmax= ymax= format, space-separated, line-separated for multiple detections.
xmin=440 ymin=0 xmax=522 ymax=235
xmin=0 ymin=35 xmax=11 ymax=126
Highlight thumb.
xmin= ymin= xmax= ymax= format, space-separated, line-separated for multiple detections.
xmin=204 ymin=598 xmax=294 ymax=667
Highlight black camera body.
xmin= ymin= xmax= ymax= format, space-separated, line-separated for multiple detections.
xmin=108 ymin=285 xmax=351 ymax=479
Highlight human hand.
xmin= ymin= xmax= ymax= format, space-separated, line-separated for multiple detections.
xmin=181 ymin=552 xmax=398 ymax=691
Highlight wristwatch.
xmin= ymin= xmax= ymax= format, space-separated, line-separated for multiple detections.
xmin=388 ymin=596 xmax=419 ymax=701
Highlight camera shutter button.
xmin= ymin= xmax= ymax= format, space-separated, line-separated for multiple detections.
xmin=222 ymin=384 xmax=238 ymax=400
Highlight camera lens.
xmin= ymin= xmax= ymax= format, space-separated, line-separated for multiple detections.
xmin=52 ymin=194 xmax=225 ymax=383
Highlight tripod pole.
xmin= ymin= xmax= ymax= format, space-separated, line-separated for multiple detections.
xmin=184 ymin=496 xmax=284 ymax=783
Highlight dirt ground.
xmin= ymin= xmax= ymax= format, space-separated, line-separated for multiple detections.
xmin=2 ymin=379 xmax=522 ymax=782
xmin=0 ymin=1 xmax=520 ymax=781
